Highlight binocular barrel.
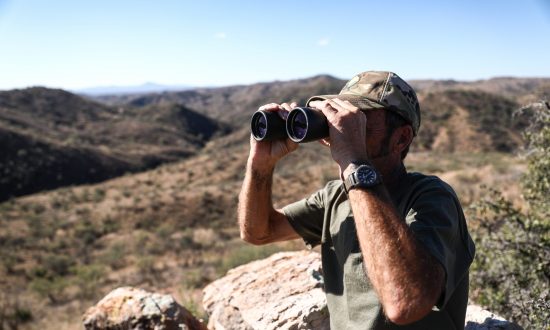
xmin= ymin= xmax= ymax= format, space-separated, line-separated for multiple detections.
xmin=250 ymin=107 xmax=329 ymax=143
xmin=250 ymin=110 xmax=287 ymax=141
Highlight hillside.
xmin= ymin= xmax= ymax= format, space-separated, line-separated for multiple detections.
xmin=3 ymin=77 xmax=547 ymax=201
xmin=0 ymin=88 xmax=228 ymax=200
xmin=0 ymin=128 xmax=526 ymax=329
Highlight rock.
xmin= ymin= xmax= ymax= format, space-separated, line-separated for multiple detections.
xmin=465 ymin=305 xmax=523 ymax=330
xmin=83 ymin=287 xmax=206 ymax=330
xmin=85 ymin=254 xmax=522 ymax=330
xmin=202 ymin=251 xmax=329 ymax=330
xmin=203 ymin=251 xmax=523 ymax=330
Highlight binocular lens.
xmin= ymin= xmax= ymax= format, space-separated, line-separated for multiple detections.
xmin=291 ymin=112 xmax=307 ymax=140
xmin=255 ymin=113 xmax=267 ymax=139
xmin=251 ymin=110 xmax=287 ymax=141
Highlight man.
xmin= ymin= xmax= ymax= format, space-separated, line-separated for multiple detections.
xmin=238 ymin=71 xmax=475 ymax=329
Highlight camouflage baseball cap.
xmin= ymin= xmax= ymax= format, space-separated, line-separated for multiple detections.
xmin=306 ymin=71 xmax=421 ymax=135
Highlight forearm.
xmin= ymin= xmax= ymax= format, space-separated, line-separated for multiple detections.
xmin=349 ymin=186 xmax=443 ymax=324
xmin=238 ymin=160 xmax=276 ymax=244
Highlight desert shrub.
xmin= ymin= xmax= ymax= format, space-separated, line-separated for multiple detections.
xmin=99 ymin=242 xmax=127 ymax=270
xmin=102 ymin=215 xmax=121 ymax=234
xmin=92 ymin=188 xmax=106 ymax=203
xmin=469 ymin=100 xmax=549 ymax=328
xmin=217 ymin=244 xmax=282 ymax=276
xmin=75 ymin=220 xmax=103 ymax=245
xmin=0 ymin=294 xmax=33 ymax=330
xmin=136 ymin=256 xmax=156 ymax=276
xmin=42 ymin=254 xmax=75 ymax=277
xmin=29 ymin=277 xmax=69 ymax=303
xmin=181 ymin=269 xmax=210 ymax=289
xmin=72 ymin=264 xmax=105 ymax=300
xmin=192 ymin=228 xmax=218 ymax=248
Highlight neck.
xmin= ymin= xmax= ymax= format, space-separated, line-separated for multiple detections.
xmin=377 ymin=161 xmax=407 ymax=190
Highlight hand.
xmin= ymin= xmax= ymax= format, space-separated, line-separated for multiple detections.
xmin=309 ymin=98 xmax=369 ymax=171
xmin=248 ymin=102 xmax=299 ymax=172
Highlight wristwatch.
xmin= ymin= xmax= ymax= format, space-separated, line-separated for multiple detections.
xmin=343 ymin=164 xmax=382 ymax=193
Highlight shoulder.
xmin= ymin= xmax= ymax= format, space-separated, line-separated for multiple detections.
xmin=405 ymin=172 xmax=459 ymax=200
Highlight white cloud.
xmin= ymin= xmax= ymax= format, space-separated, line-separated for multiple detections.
xmin=215 ymin=32 xmax=227 ymax=39
xmin=317 ymin=38 xmax=330 ymax=46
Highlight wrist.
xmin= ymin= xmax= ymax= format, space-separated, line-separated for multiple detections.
xmin=341 ymin=159 xmax=372 ymax=180
xmin=247 ymin=156 xmax=276 ymax=175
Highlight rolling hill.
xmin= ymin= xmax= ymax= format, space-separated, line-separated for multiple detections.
xmin=0 ymin=88 xmax=229 ymax=200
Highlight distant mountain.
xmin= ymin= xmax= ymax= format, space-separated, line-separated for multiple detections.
xmin=92 ymin=75 xmax=550 ymax=125
xmin=76 ymin=82 xmax=193 ymax=96
xmin=93 ymin=75 xmax=346 ymax=124
xmin=1 ymin=75 xmax=548 ymax=200
xmin=0 ymin=87 xmax=228 ymax=200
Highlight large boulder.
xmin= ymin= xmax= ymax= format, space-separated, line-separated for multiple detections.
xmin=203 ymin=251 xmax=523 ymax=330
xmin=84 ymin=252 xmax=522 ymax=329
xmin=203 ymin=251 xmax=329 ymax=330
xmin=82 ymin=287 xmax=206 ymax=330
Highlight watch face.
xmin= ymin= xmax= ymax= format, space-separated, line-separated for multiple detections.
xmin=357 ymin=166 xmax=378 ymax=185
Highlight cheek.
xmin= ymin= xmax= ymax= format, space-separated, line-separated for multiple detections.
xmin=365 ymin=127 xmax=387 ymax=144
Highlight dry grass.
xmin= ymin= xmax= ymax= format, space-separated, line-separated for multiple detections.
xmin=0 ymin=131 xmax=525 ymax=329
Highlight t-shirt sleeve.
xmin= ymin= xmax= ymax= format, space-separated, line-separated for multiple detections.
xmin=405 ymin=183 xmax=475 ymax=309
xmin=282 ymin=187 xmax=326 ymax=248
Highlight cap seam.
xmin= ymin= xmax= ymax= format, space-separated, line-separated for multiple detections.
xmin=380 ymin=72 xmax=391 ymax=103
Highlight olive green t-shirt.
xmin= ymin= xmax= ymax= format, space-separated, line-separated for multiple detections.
xmin=282 ymin=172 xmax=475 ymax=330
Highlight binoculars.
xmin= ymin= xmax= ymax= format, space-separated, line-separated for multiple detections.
xmin=250 ymin=107 xmax=329 ymax=143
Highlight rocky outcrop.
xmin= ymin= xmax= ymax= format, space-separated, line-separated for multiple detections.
xmin=84 ymin=252 xmax=522 ymax=330
xmin=202 ymin=251 xmax=328 ymax=330
xmin=203 ymin=251 xmax=522 ymax=330
xmin=82 ymin=287 xmax=206 ymax=330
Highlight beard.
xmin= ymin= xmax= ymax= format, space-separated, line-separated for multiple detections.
xmin=369 ymin=132 xmax=392 ymax=160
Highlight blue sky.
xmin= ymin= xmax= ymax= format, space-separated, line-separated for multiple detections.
xmin=0 ymin=0 xmax=549 ymax=90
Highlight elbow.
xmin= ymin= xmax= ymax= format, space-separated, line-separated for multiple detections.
xmin=384 ymin=297 xmax=435 ymax=325
xmin=385 ymin=304 xmax=430 ymax=326
xmin=239 ymin=231 xmax=269 ymax=246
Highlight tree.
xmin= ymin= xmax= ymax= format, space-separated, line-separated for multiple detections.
xmin=469 ymin=100 xmax=549 ymax=328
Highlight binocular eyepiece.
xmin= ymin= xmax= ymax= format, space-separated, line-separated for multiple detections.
xmin=250 ymin=107 xmax=329 ymax=143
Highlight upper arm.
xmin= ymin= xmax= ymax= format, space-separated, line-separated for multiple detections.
xmin=267 ymin=208 xmax=301 ymax=243
xmin=281 ymin=183 xmax=330 ymax=248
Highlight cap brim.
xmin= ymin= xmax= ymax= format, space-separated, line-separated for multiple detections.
xmin=306 ymin=94 xmax=385 ymax=111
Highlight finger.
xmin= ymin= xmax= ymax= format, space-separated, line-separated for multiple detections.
xmin=316 ymin=101 xmax=339 ymax=121
xmin=285 ymin=138 xmax=299 ymax=152
xmin=290 ymin=102 xmax=298 ymax=109
xmin=258 ymin=103 xmax=281 ymax=111
xmin=331 ymin=98 xmax=359 ymax=112
xmin=318 ymin=138 xmax=331 ymax=147
xmin=308 ymin=100 xmax=332 ymax=110
xmin=279 ymin=102 xmax=294 ymax=120
xmin=280 ymin=102 xmax=292 ymax=111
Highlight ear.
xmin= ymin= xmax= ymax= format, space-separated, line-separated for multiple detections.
xmin=392 ymin=125 xmax=413 ymax=154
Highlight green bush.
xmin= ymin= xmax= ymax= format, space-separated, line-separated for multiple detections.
xmin=217 ymin=244 xmax=282 ymax=276
xmin=0 ymin=294 xmax=33 ymax=330
xmin=72 ymin=264 xmax=105 ymax=300
xmin=99 ymin=242 xmax=127 ymax=270
xmin=469 ymin=100 xmax=549 ymax=328
xmin=29 ymin=277 xmax=69 ymax=303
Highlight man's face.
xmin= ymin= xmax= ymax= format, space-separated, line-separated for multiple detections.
xmin=363 ymin=109 xmax=391 ymax=160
